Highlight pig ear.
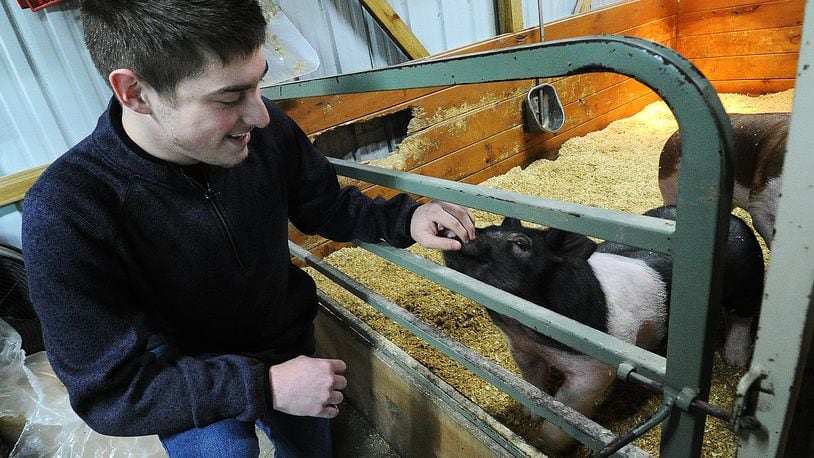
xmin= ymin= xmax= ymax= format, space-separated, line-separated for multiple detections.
xmin=501 ymin=217 xmax=523 ymax=228
xmin=545 ymin=228 xmax=596 ymax=259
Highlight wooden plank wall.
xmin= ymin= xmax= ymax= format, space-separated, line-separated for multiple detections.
xmin=287 ymin=0 xmax=679 ymax=257
xmin=676 ymin=0 xmax=804 ymax=95
xmin=286 ymin=0 xmax=803 ymax=258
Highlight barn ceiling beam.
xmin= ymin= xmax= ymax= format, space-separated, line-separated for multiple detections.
xmin=358 ymin=0 xmax=430 ymax=59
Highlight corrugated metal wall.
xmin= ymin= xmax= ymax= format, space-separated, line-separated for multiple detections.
xmin=277 ymin=0 xmax=500 ymax=79
xmin=0 ymin=1 xmax=109 ymax=174
xmin=0 ymin=0 xmax=623 ymax=247
xmin=0 ymin=0 xmax=110 ymax=246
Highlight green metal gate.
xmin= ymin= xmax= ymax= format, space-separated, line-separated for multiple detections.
xmin=265 ymin=35 xmax=737 ymax=456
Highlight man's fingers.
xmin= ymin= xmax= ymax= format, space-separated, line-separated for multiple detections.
xmin=410 ymin=200 xmax=477 ymax=250
xmin=329 ymin=390 xmax=344 ymax=405
xmin=438 ymin=201 xmax=476 ymax=238
xmin=425 ymin=236 xmax=463 ymax=251
xmin=333 ymin=374 xmax=347 ymax=390
xmin=433 ymin=202 xmax=476 ymax=242
xmin=329 ymin=358 xmax=347 ymax=374
xmin=320 ymin=404 xmax=340 ymax=419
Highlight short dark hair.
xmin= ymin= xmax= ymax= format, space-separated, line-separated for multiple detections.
xmin=81 ymin=0 xmax=267 ymax=96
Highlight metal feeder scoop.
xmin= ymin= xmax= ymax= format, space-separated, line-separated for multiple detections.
xmin=523 ymin=83 xmax=566 ymax=133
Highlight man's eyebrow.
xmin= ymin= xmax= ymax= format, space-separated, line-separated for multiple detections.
xmin=212 ymin=61 xmax=270 ymax=94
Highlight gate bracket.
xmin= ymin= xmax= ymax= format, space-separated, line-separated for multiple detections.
xmin=732 ymin=364 xmax=768 ymax=433
xmin=675 ymin=387 xmax=698 ymax=412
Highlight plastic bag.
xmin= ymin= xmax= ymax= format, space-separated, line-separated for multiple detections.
xmin=259 ymin=0 xmax=320 ymax=85
xmin=0 ymin=319 xmax=166 ymax=457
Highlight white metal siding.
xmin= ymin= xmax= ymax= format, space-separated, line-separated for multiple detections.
xmin=0 ymin=1 xmax=109 ymax=175
xmin=278 ymin=0 xmax=498 ymax=79
xmin=0 ymin=0 xmax=110 ymax=247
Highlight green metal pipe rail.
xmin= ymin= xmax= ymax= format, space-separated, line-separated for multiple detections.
xmin=290 ymin=242 xmax=640 ymax=455
xmin=265 ymin=35 xmax=735 ymax=456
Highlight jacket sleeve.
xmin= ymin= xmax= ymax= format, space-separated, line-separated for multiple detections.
xmin=21 ymin=193 xmax=270 ymax=437
xmin=275 ymin=104 xmax=420 ymax=248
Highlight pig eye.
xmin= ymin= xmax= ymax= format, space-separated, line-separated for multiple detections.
xmin=508 ymin=234 xmax=531 ymax=251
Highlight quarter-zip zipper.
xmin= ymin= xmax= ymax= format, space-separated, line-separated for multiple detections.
xmin=178 ymin=165 xmax=246 ymax=270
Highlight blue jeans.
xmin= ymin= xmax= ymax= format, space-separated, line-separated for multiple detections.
xmin=159 ymin=407 xmax=332 ymax=458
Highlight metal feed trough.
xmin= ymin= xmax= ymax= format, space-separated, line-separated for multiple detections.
xmin=266 ymin=35 xmax=738 ymax=456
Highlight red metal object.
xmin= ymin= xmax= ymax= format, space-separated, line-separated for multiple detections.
xmin=16 ymin=0 xmax=65 ymax=12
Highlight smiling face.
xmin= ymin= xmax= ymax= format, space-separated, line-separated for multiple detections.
xmin=128 ymin=47 xmax=271 ymax=167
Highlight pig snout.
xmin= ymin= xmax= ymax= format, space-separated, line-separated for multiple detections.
xmin=437 ymin=227 xmax=459 ymax=241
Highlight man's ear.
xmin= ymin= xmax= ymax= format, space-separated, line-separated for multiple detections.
xmin=108 ymin=69 xmax=153 ymax=114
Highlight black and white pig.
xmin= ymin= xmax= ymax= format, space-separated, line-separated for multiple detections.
xmin=442 ymin=207 xmax=764 ymax=452
xmin=658 ymin=112 xmax=789 ymax=247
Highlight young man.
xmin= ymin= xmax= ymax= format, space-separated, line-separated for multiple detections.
xmin=21 ymin=1 xmax=475 ymax=456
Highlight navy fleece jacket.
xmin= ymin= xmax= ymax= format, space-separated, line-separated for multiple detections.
xmin=21 ymin=97 xmax=418 ymax=436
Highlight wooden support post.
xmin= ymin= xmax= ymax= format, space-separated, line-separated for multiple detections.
xmin=0 ymin=166 xmax=46 ymax=207
xmin=575 ymin=0 xmax=592 ymax=14
xmin=497 ymin=0 xmax=523 ymax=34
xmin=358 ymin=0 xmax=430 ymax=60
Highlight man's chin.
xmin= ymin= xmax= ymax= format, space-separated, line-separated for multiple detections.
xmin=216 ymin=148 xmax=249 ymax=168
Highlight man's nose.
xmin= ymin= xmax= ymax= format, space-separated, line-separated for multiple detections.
xmin=244 ymin=89 xmax=271 ymax=128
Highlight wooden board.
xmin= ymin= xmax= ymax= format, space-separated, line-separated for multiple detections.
xmin=675 ymin=0 xmax=804 ymax=93
xmin=277 ymin=87 xmax=440 ymax=137
xmin=693 ymin=53 xmax=800 ymax=80
xmin=677 ymin=0 xmax=804 ymax=35
xmin=462 ymin=91 xmax=662 ymax=185
xmin=0 ymin=165 xmax=47 ymax=207
xmin=543 ymin=0 xmax=677 ymax=40
xmin=358 ymin=76 xmax=656 ymax=201
xmin=676 ymin=26 xmax=802 ymax=58
xmin=712 ymin=78 xmax=796 ymax=94
xmin=314 ymin=298 xmax=539 ymax=457
xmin=677 ymin=0 xmax=795 ymax=13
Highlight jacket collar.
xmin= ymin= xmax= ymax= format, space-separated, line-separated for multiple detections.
xmin=91 ymin=96 xmax=194 ymax=185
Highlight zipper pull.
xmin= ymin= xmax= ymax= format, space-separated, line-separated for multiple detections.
xmin=204 ymin=182 xmax=221 ymax=200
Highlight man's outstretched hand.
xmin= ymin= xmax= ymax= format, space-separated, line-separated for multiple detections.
xmin=410 ymin=200 xmax=476 ymax=250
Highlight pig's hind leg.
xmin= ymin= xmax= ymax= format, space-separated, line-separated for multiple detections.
xmin=507 ymin=343 xmax=552 ymax=391
xmin=721 ymin=286 xmax=761 ymax=367
xmin=720 ymin=215 xmax=765 ymax=367
xmin=538 ymin=353 xmax=617 ymax=453
xmin=723 ymin=313 xmax=754 ymax=367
